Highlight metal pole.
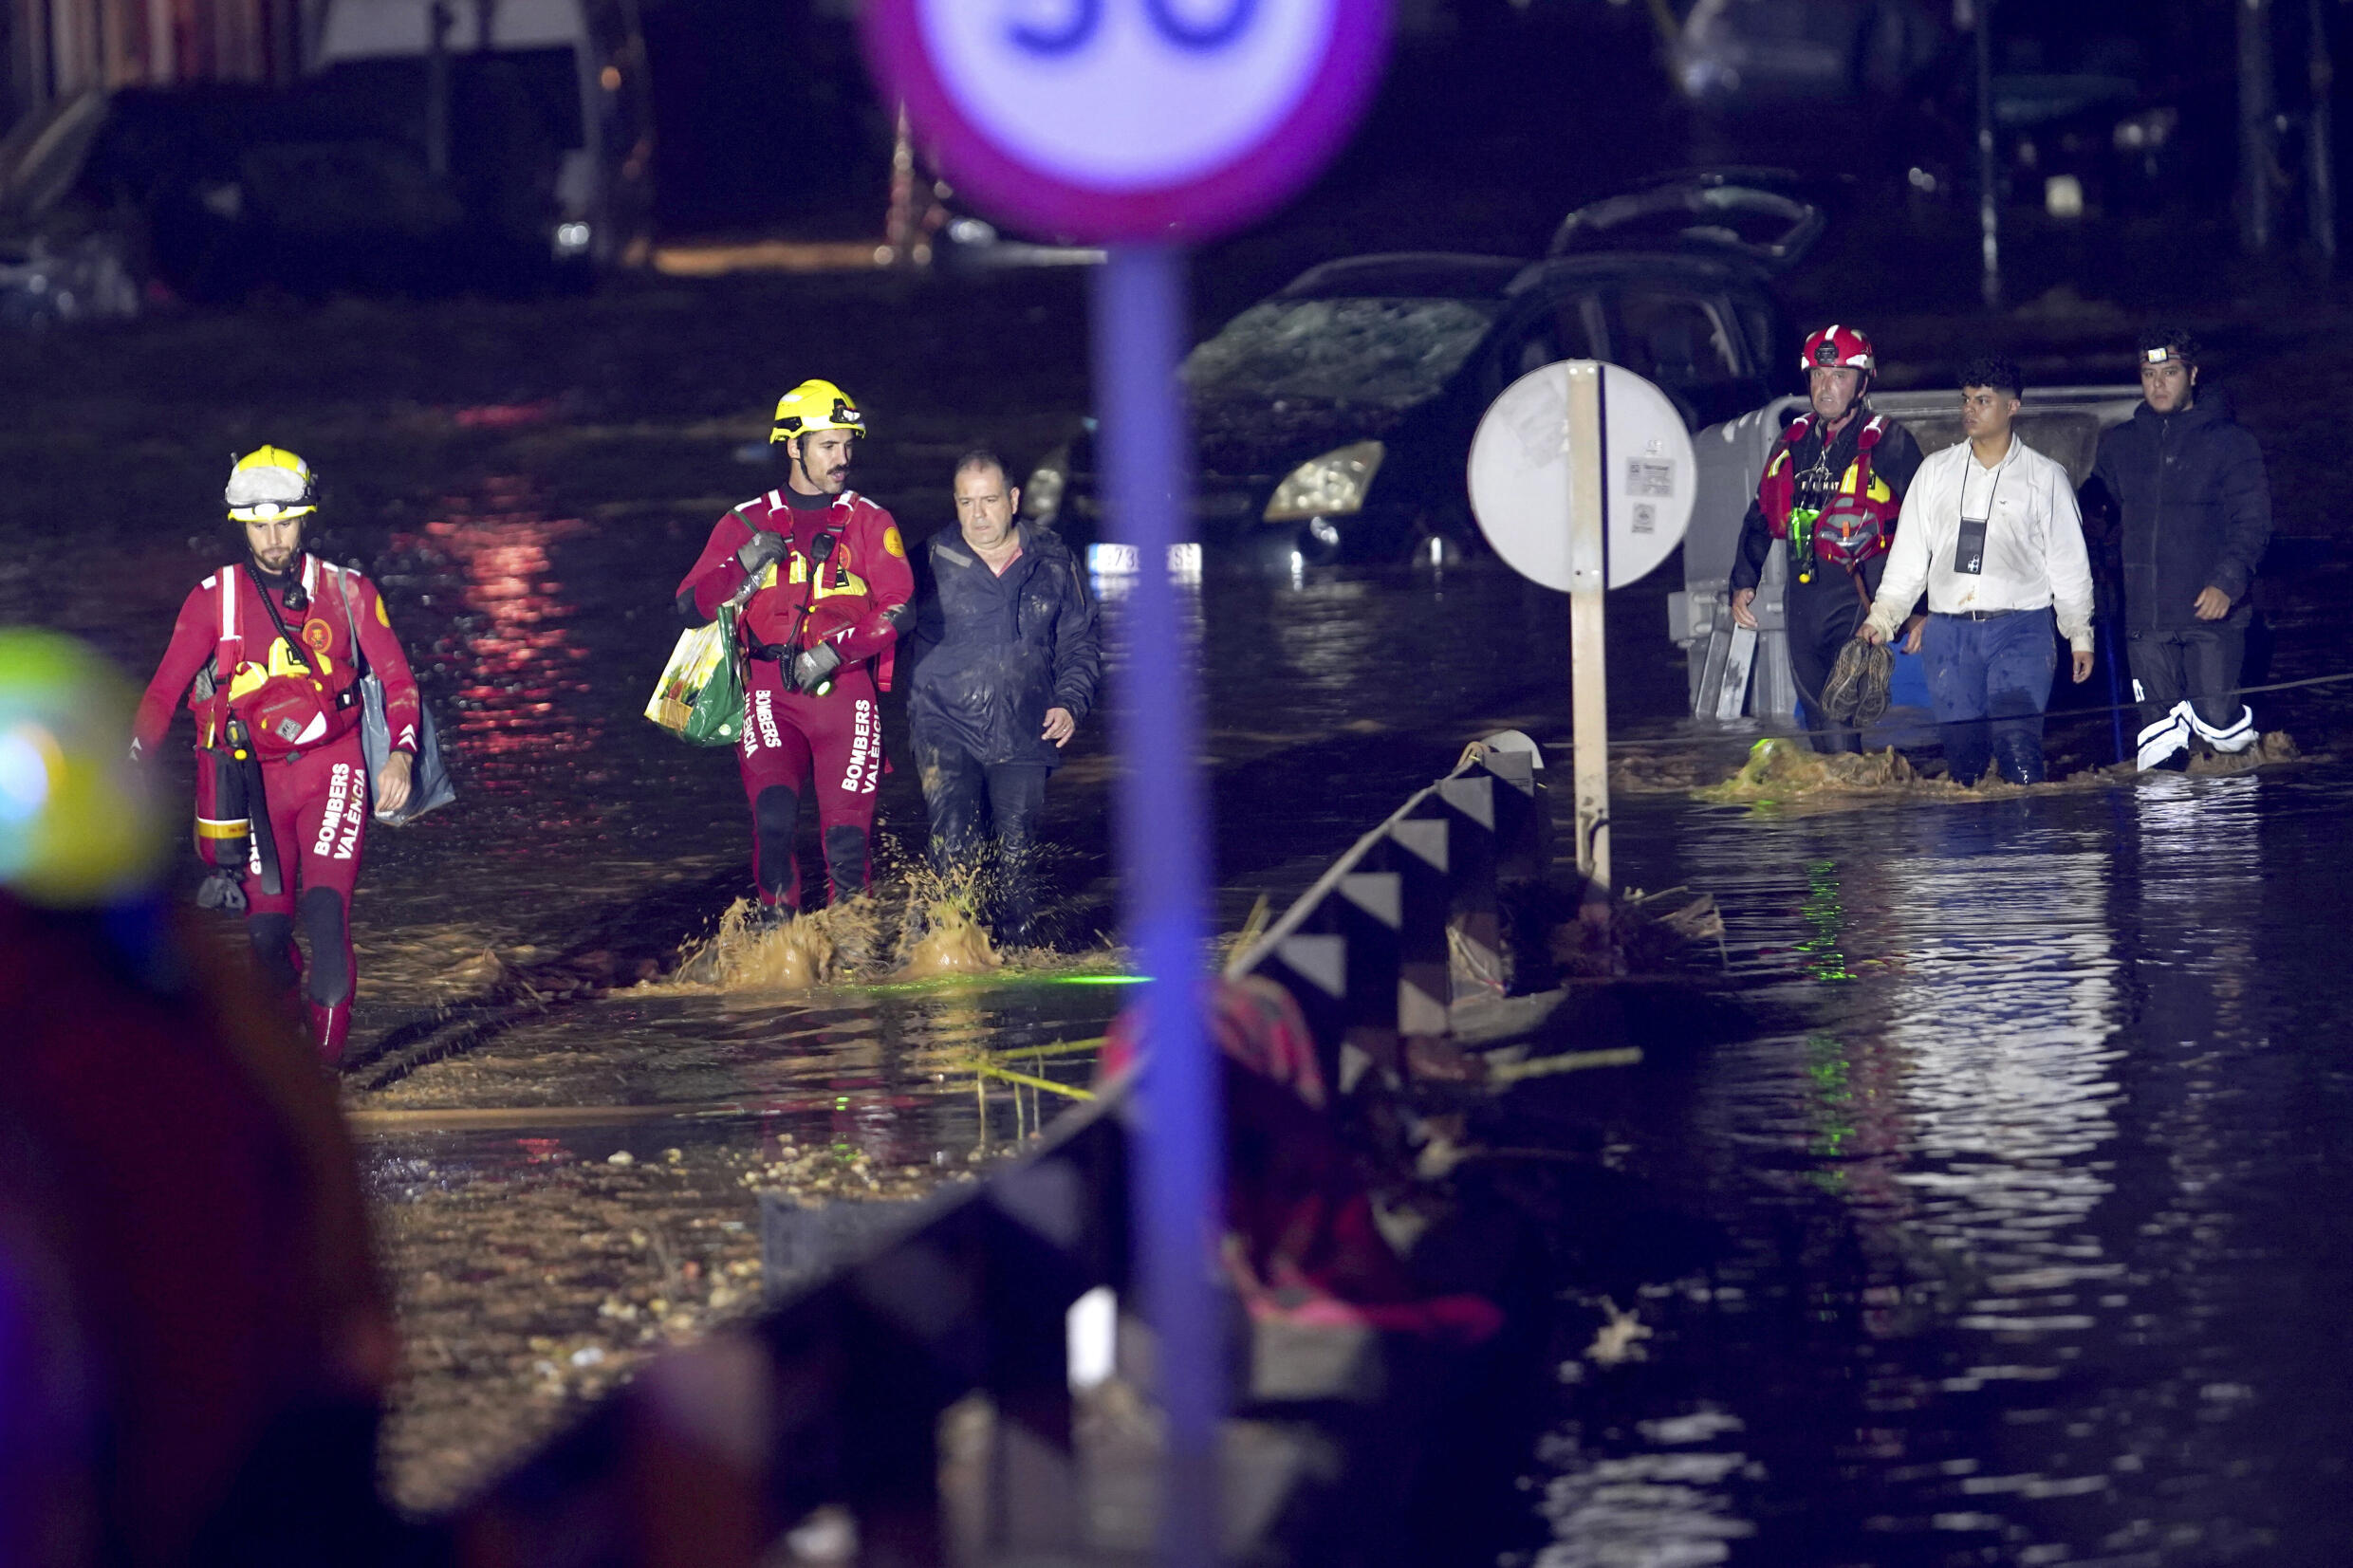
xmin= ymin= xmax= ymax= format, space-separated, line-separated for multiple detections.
xmin=2311 ymin=0 xmax=2337 ymax=262
xmin=425 ymin=0 xmax=453 ymax=178
xmin=2242 ymin=0 xmax=2275 ymax=253
xmin=1566 ymin=360 xmax=1610 ymax=905
xmin=1974 ymin=0 xmax=2001 ymax=309
xmin=1087 ymin=245 xmax=1221 ymax=1568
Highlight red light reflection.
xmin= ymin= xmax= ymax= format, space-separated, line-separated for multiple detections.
xmin=397 ymin=478 xmax=594 ymax=780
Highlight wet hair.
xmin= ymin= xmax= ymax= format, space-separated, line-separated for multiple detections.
xmin=953 ymin=449 xmax=1013 ymax=489
xmin=2136 ymin=325 xmax=2199 ymax=368
xmin=1957 ymin=354 xmax=2024 ymax=400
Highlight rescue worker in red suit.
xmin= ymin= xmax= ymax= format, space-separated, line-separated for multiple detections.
xmin=1729 ymin=326 xmax=1927 ymax=751
xmin=676 ymin=380 xmax=915 ymax=921
xmin=131 ymin=447 xmax=422 ymax=1064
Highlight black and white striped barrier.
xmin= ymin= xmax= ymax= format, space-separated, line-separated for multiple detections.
xmin=447 ymin=739 xmax=1549 ymax=1566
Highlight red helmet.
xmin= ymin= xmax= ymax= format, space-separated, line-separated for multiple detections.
xmin=1801 ymin=324 xmax=1875 ymax=376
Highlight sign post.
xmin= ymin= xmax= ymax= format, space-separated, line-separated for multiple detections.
xmin=1565 ymin=362 xmax=1610 ymax=900
xmin=862 ymin=7 xmax=1390 ymax=1564
xmin=1466 ymin=360 xmax=1696 ymax=907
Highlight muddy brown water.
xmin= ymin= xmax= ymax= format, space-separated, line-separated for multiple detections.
xmin=7 ymin=274 xmax=2353 ymax=1555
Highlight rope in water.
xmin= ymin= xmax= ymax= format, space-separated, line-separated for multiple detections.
xmin=1543 ymin=667 xmax=2353 ymax=754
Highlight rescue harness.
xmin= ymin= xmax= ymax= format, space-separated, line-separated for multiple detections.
xmin=1760 ymin=411 xmax=1902 ymax=596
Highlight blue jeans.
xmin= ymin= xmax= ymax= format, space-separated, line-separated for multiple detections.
xmin=1920 ymin=608 xmax=2059 ymax=784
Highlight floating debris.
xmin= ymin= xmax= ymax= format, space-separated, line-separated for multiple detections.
xmin=1585 ymin=1298 xmax=1654 ymax=1366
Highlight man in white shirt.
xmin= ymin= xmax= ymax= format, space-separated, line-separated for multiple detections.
xmin=1858 ymin=356 xmax=2096 ymax=784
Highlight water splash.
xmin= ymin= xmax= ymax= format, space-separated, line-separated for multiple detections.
xmin=667 ymin=897 xmax=867 ymax=991
xmin=893 ymin=864 xmax=1004 ymax=980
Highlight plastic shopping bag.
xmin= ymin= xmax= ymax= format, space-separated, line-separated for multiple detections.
xmin=646 ymin=608 xmax=747 ymax=747
xmin=337 ymin=566 xmax=456 ymax=825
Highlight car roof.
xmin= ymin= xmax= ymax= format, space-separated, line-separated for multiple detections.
xmin=1269 ymin=249 xmax=1774 ymax=314
xmin=1274 ymin=252 xmax=1528 ymax=303
xmin=1547 ymin=177 xmax=1825 ymax=273
xmin=1504 ymin=250 xmax=1774 ymax=298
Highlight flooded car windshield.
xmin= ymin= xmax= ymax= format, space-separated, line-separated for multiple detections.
xmin=1182 ymin=298 xmax=1503 ymax=409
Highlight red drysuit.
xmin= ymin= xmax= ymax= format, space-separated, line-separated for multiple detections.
xmin=135 ymin=554 xmax=420 ymax=1061
xmin=676 ymin=488 xmax=912 ymax=912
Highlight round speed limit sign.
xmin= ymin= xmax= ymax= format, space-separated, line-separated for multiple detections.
xmin=864 ymin=0 xmax=1391 ymax=242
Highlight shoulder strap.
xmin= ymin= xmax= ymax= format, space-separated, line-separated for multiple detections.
xmin=333 ymin=563 xmax=373 ymax=678
xmin=244 ymin=559 xmax=318 ymax=676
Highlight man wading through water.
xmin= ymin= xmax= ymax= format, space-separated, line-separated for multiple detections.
xmin=905 ymin=451 xmax=1101 ymax=947
xmin=2082 ymin=328 xmax=2272 ymax=770
xmin=676 ymin=379 xmax=914 ymax=925
xmin=1859 ymin=357 xmax=2096 ymax=785
xmin=1729 ymin=325 xmax=1926 ymax=749
xmin=132 ymin=447 xmax=422 ymax=1062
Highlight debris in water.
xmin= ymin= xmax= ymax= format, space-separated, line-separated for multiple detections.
xmin=1546 ymin=885 xmax=1727 ymax=978
xmin=1704 ymin=737 xmax=1917 ymax=800
xmin=447 ymin=946 xmax=509 ymax=987
xmin=1585 ymin=1298 xmax=1653 ymax=1366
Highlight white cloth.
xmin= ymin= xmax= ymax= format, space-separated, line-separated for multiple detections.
xmin=1864 ymin=434 xmax=2097 ymax=652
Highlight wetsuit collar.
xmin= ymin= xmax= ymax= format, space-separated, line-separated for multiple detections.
xmin=247 ymin=552 xmax=316 ymax=598
xmin=779 ymin=483 xmax=840 ymax=511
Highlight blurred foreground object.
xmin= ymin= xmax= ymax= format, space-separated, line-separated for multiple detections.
xmin=0 ymin=628 xmax=421 ymax=1566
xmin=0 ymin=629 xmax=165 ymax=906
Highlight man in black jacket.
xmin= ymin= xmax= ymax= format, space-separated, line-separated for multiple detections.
xmin=906 ymin=451 xmax=1102 ymax=945
xmin=2085 ymin=328 xmax=2271 ymax=770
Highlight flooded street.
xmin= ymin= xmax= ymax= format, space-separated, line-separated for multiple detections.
xmin=5 ymin=260 xmax=2351 ymax=1558
xmin=1506 ymin=772 xmax=2353 ymax=1567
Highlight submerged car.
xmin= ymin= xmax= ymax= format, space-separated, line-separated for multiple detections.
xmin=1028 ymin=244 xmax=1786 ymax=566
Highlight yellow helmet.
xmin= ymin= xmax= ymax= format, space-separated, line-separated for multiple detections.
xmin=225 ymin=445 xmax=317 ymax=524
xmin=0 ymin=630 xmax=164 ymax=907
xmin=769 ymin=379 xmax=866 ymax=446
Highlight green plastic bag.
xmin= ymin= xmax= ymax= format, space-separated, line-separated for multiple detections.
xmin=645 ymin=607 xmax=747 ymax=747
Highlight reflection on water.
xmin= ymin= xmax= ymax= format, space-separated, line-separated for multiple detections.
xmin=399 ymin=478 xmax=596 ymax=778
xmin=1528 ymin=779 xmax=2353 ymax=1567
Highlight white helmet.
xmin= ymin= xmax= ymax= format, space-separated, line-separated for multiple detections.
xmin=225 ymin=446 xmax=317 ymax=523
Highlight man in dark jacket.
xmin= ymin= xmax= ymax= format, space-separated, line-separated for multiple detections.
xmin=906 ymin=451 xmax=1102 ymax=946
xmin=2085 ymin=328 xmax=2271 ymax=770
xmin=1730 ymin=325 xmax=1927 ymax=751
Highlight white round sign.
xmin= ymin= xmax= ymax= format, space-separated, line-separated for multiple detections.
xmin=919 ymin=1 xmax=1336 ymax=191
xmin=1466 ymin=361 xmax=1695 ymax=592
xmin=865 ymin=0 xmax=1391 ymax=242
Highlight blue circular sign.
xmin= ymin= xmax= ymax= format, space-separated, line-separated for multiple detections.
xmin=864 ymin=0 xmax=1391 ymax=243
